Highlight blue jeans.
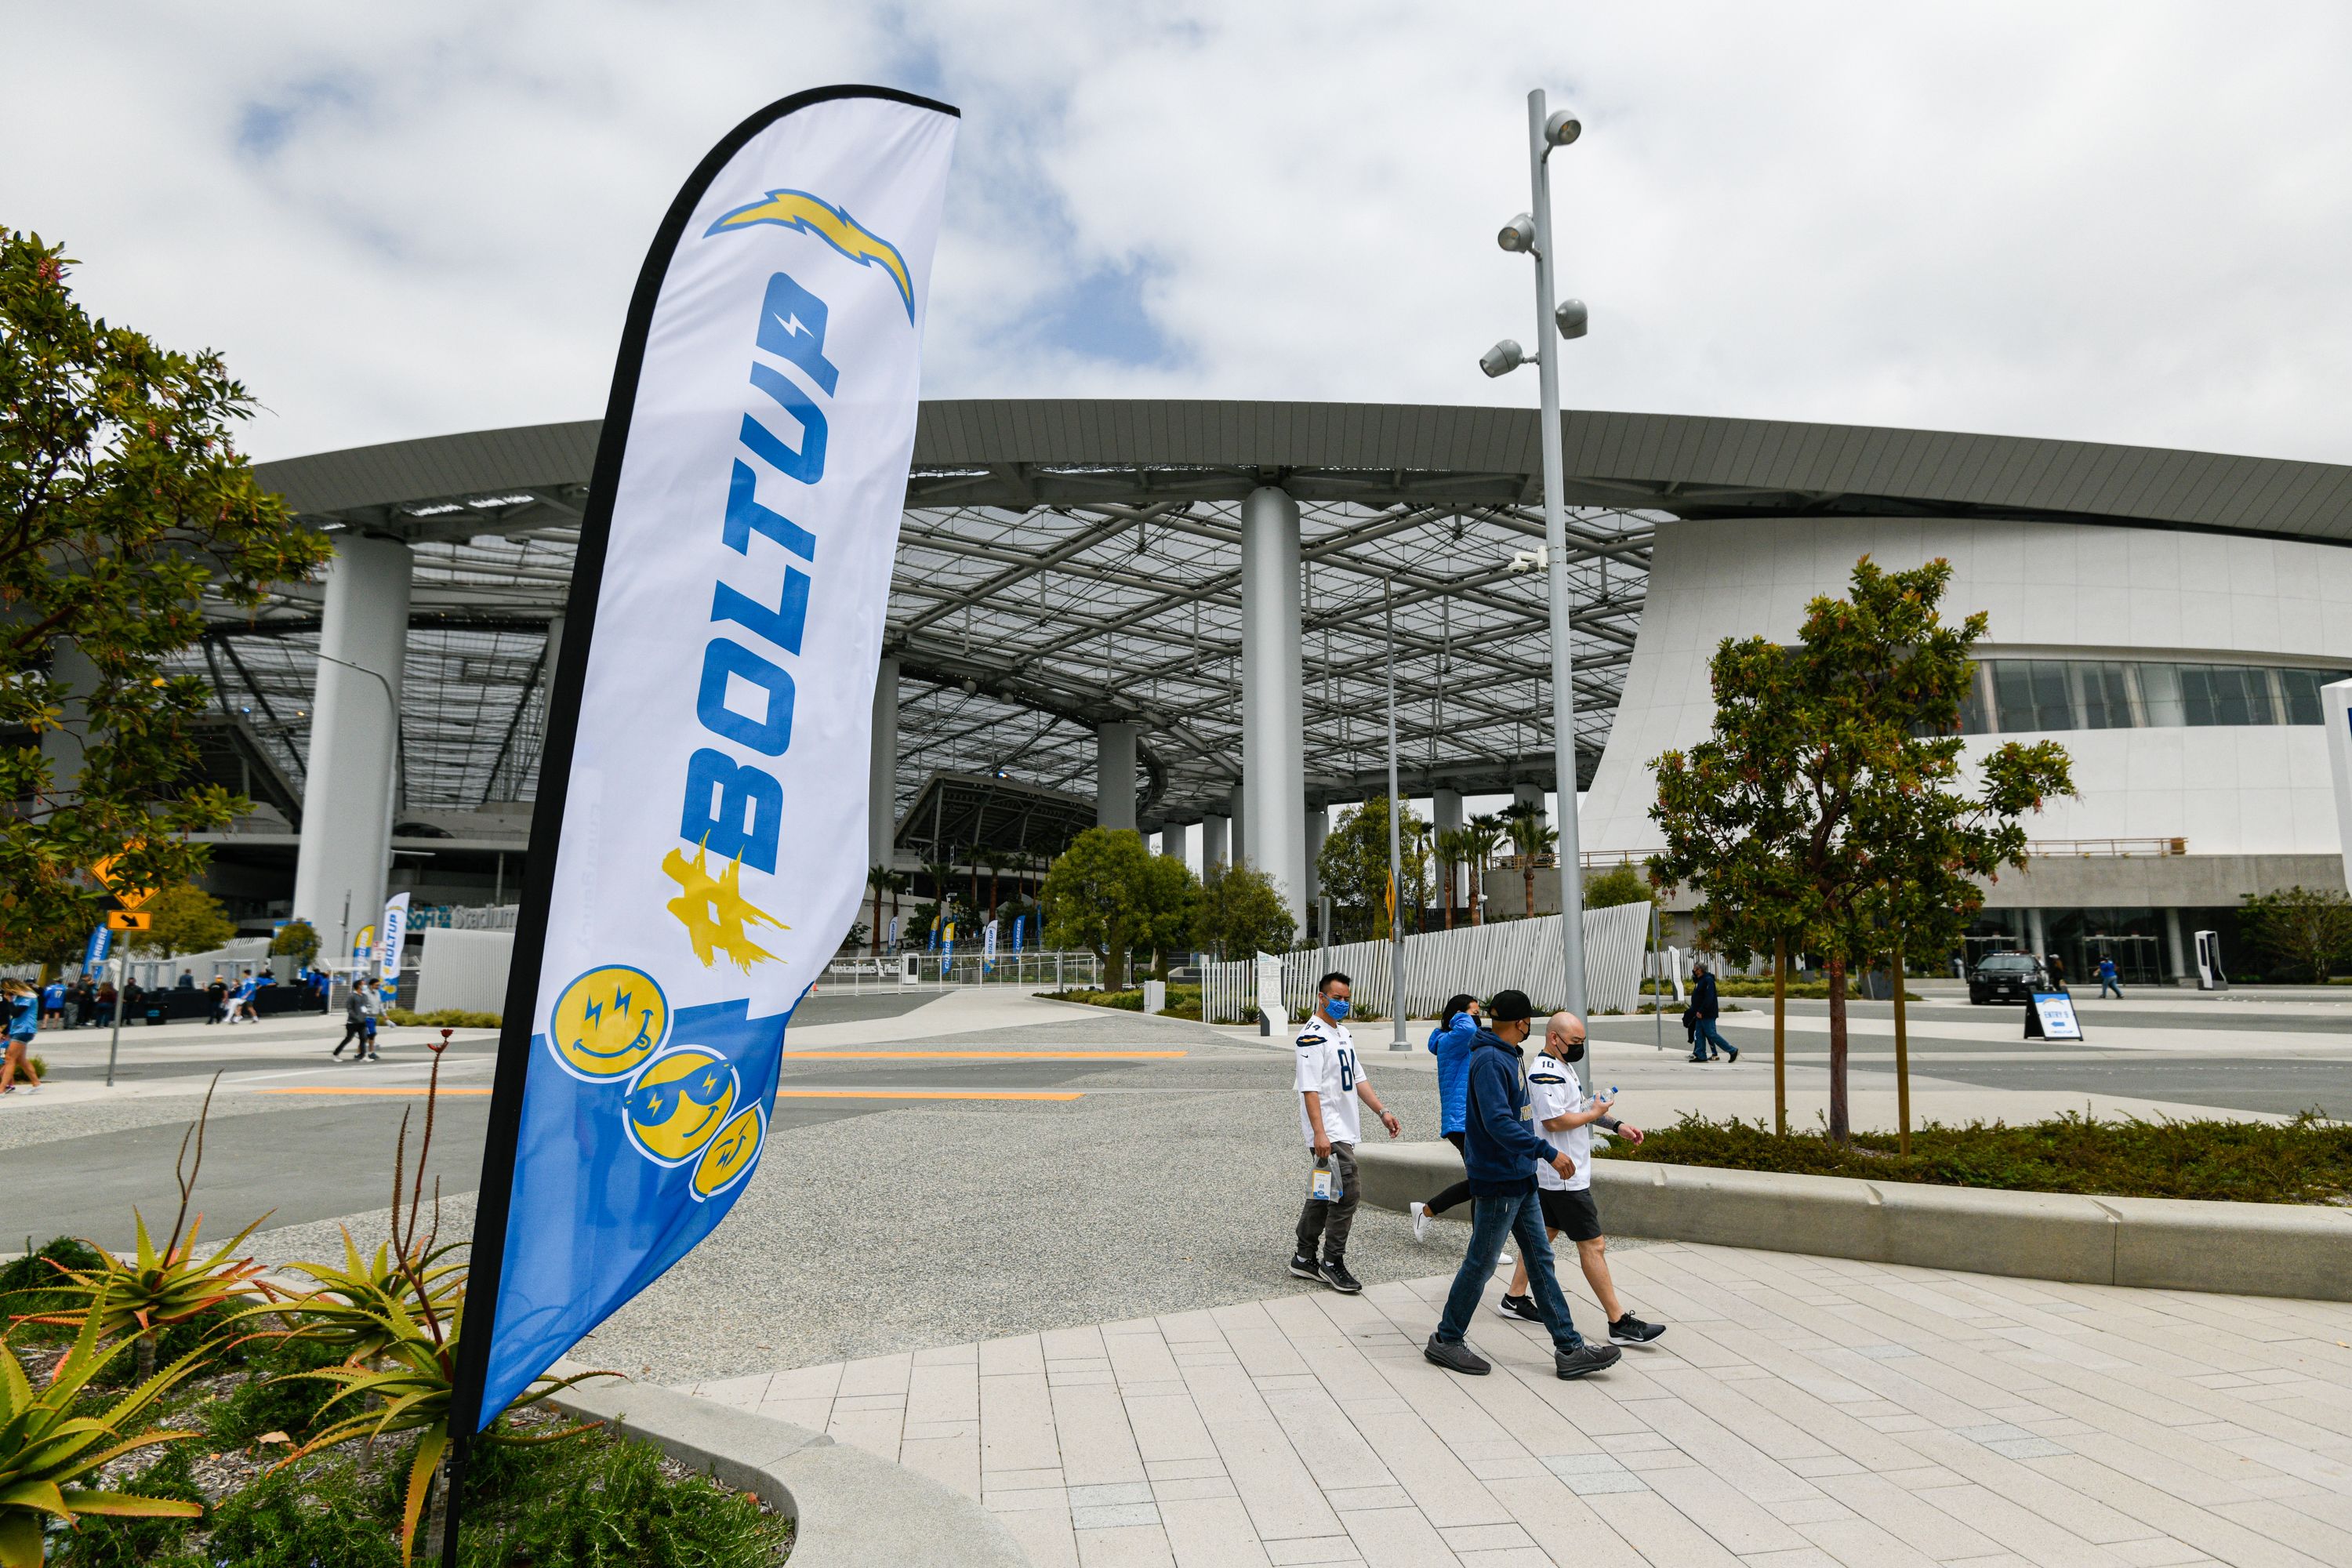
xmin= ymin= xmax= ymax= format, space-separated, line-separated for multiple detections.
xmin=1434 ymin=1185 xmax=1584 ymax=1352
xmin=1692 ymin=1017 xmax=1731 ymax=1058
xmin=2099 ymin=979 xmax=2122 ymax=998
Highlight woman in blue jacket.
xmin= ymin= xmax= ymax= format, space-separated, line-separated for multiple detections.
xmin=1408 ymin=993 xmax=1483 ymax=1240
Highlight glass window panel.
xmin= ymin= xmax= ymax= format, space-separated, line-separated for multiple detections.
xmin=2180 ymin=664 xmax=2223 ymax=725
xmin=1958 ymin=662 xmax=1991 ymax=735
xmin=2138 ymin=662 xmax=2183 ymax=727
xmin=2027 ymin=660 xmax=2074 ymax=729
xmin=2076 ymin=660 xmax=2132 ymax=729
xmin=1993 ymin=662 xmax=2042 ymax=733
xmin=2223 ymin=666 xmax=2271 ymax=724
xmin=2279 ymin=668 xmax=2326 ymax=726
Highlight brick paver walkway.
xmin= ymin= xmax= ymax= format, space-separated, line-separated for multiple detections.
xmin=690 ymin=1242 xmax=2352 ymax=1566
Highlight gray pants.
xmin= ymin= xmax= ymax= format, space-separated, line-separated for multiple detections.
xmin=1295 ymin=1142 xmax=1359 ymax=1262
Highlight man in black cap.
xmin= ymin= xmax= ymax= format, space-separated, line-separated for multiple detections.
xmin=1424 ymin=989 xmax=1622 ymax=1381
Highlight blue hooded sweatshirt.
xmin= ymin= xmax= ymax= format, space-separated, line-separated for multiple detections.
xmin=1425 ymin=1012 xmax=1479 ymax=1134
xmin=1461 ymin=1029 xmax=1563 ymax=1196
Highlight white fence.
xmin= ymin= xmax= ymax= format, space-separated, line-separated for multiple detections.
xmin=1200 ymin=902 xmax=1655 ymax=1025
xmin=817 ymin=950 xmax=1104 ymax=993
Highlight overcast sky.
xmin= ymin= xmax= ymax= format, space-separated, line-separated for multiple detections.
xmin=10 ymin=2 xmax=2352 ymax=465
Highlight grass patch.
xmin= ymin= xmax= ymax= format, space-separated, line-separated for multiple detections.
xmin=386 ymin=1007 xmax=501 ymax=1029
xmin=1043 ymin=985 xmax=1203 ymax=1021
xmin=1599 ymin=1111 xmax=2352 ymax=1204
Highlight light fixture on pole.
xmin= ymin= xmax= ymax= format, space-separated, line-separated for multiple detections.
xmin=1479 ymin=86 xmax=1592 ymax=1081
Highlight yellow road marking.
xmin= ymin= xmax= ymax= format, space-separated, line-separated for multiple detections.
xmin=252 ymin=1087 xmax=1081 ymax=1102
xmin=782 ymin=1050 xmax=1182 ymax=1060
xmin=774 ymin=1089 xmax=1082 ymax=1102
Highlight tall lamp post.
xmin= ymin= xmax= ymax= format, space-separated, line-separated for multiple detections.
xmin=1482 ymin=87 xmax=1592 ymax=1065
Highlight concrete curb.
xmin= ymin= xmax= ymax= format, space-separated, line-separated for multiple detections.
xmin=1354 ymin=1142 xmax=2352 ymax=1301
xmin=546 ymin=1371 xmax=1030 ymax=1567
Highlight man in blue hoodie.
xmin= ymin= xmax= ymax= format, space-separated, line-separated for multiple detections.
xmin=1425 ymin=989 xmax=1623 ymax=1381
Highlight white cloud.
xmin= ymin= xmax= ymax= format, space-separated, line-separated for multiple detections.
xmin=7 ymin=2 xmax=2350 ymax=464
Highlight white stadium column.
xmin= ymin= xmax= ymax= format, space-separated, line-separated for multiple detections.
xmin=869 ymin=656 xmax=899 ymax=869
xmin=1513 ymin=781 xmax=1546 ymax=819
xmin=1434 ymin=787 xmax=1465 ymax=906
xmin=292 ymin=532 xmax=412 ymax=957
xmin=1229 ymin=780 xmax=1247 ymax=869
xmin=1240 ymin=485 xmax=1307 ymax=923
xmin=1161 ymin=820 xmax=1190 ymax=866
xmin=39 ymin=637 xmax=98 ymax=806
xmin=1096 ymin=721 xmax=1139 ymax=832
xmin=1202 ymin=815 xmax=1229 ymax=873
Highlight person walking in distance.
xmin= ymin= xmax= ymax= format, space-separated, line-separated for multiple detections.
xmin=1492 ymin=1012 xmax=1667 ymax=1346
xmin=1289 ymin=971 xmax=1402 ymax=1295
xmin=1409 ymin=993 xmax=1483 ymax=1242
xmin=1 ymin=982 xmax=42 ymax=1094
xmin=1688 ymin=961 xmax=1737 ymax=1063
xmin=2096 ymin=954 xmax=2122 ymax=999
xmin=332 ymin=978 xmax=372 ymax=1058
xmin=1424 ymin=989 xmax=1621 ymax=1381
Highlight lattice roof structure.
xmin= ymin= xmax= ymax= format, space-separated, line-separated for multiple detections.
xmin=205 ymin=397 xmax=2352 ymax=836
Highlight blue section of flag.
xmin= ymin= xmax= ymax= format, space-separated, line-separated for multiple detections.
xmin=476 ymin=998 xmax=789 ymax=1425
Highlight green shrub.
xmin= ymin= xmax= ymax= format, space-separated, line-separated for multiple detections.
xmin=1601 ymin=1110 xmax=2352 ymax=1203
xmin=205 ymin=1331 xmax=347 ymax=1449
xmin=387 ymin=1007 xmax=501 ymax=1029
xmin=47 ymin=1443 xmax=204 ymax=1566
xmin=198 ymin=1457 xmax=403 ymax=1568
xmin=1043 ymin=985 xmax=1203 ymax=1020
xmin=456 ymin=1425 xmax=789 ymax=1566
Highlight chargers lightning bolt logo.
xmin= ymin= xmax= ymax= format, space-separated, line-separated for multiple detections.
xmin=705 ymin=189 xmax=916 ymax=321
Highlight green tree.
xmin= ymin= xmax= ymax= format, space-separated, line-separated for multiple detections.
xmin=1460 ymin=814 xmax=1505 ymax=926
xmin=1583 ymin=864 xmax=1655 ymax=910
xmin=126 ymin=882 xmax=238 ymax=960
xmin=2238 ymin=885 xmax=2352 ymax=982
xmin=270 ymin=916 xmax=321 ymax=965
xmin=1040 ymin=827 xmax=1158 ymax=987
xmin=1192 ymin=860 xmax=1298 ymax=960
xmin=1650 ymin=557 xmax=2073 ymax=1141
xmin=1316 ymin=796 xmax=1430 ymax=942
xmin=1137 ymin=852 xmax=1202 ymax=979
xmin=0 ymin=230 xmax=329 ymax=962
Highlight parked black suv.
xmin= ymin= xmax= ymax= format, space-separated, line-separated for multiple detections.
xmin=1968 ymin=952 xmax=2047 ymax=1004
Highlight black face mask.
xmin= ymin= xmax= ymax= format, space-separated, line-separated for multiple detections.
xmin=1555 ymin=1038 xmax=1586 ymax=1064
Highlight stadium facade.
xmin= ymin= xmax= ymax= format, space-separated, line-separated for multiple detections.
xmin=194 ymin=401 xmax=2352 ymax=983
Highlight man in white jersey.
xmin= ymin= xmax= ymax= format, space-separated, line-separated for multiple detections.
xmin=1289 ymin=971 xmax=1400 ymax=1294
xmin=1494 ymin=1011 xmax=1667 ymax=1345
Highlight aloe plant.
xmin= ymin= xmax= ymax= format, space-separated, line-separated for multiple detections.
xmin=269 ymin=1033 xmax=608 ymax=1565
xmin=13 ymin=1078 xmax=274 ymax=1378
xmin=0 ymin=1309 xmax=206 ymax=1566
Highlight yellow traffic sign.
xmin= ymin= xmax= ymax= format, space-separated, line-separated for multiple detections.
xmin=90 ymin=848 xmax=157 ymax=910
xmin=107 ymin=911 xmax=152 ymax=931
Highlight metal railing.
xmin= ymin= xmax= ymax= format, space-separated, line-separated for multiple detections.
xmin=815 ymin=950 xmax=1102 ymax=993
xmin=2024 ymin=837 xmax=2187 ymax=858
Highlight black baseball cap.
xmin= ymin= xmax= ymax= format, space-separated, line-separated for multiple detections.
xmin=1490 ymin=989 xmax=1534 ymax=1023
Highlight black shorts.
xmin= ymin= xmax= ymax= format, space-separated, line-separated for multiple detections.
xmin=1537 ymin=1186 xmax=1602 ymax=1243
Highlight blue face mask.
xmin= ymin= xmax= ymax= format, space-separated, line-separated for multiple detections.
xmin=1324 ymin=997 xmax=1351 ymax=1022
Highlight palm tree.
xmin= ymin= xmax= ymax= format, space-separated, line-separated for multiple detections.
xmin=1461 ymin=815 xmax=1506 ymax=926
xmin=1504 ymin=804 xmax=1558 ymax=921
xmin=886 ymin=869 xmax=907 ymax=952
xmin=1434 ymin=826 xmax=1472 ymax=930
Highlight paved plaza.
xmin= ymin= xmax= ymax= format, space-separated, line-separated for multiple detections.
xmin=7 ymin=984 xmax=2352 ymax=1563
xmin=684 ymin=1241 xmax=2352 ymax=1568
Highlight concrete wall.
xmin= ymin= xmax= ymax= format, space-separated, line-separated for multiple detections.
xmin=413 ymin=927 xmax=514 ymax=1015
xmin=1583 ymin=516 xmax=2352 ymax=867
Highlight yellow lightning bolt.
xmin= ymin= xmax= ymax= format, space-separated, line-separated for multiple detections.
xmin=705 ymin=188 xmax=916 ymax=321
xmin=662 ymin=842 xmax=789 ymax=971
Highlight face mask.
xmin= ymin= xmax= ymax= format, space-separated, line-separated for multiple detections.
xmin=1325 ymin=998 xmax=1351 ymax=1022
xmin=1557 ymin=1038 xmax=1586 ymax=1064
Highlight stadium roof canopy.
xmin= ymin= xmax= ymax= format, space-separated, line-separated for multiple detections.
xmin=205 ymin=400 xmax=2352 ymax=833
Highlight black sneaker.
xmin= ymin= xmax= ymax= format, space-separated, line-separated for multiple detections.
xmin=1609 ymin=1313 xmax=1667 ymax=1345
xmin=1288 ymin=1252 xmax=1321 ymax=1282
xmin=1318 ymin=1258 xmax=1362 ymax=1294
xmin=1494 ymin=1293 xmax=1543 ymax=1323
xmin=1722 ymin=1044 xmax=1740 ymax=1062
xmin=1555 ymin=1342 xmax=1623 ymax=1380
xmin=1424 ymin=1336 xmax=1490 ymax=1376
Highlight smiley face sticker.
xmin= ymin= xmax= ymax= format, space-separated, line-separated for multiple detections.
xmin=691 ymin=1104 xmax=766 ymax=1202
xmin=548 ymin=965 xmax=669 ymax=1082
xmin=621 ymin=1047 xmax=740 ymax=1167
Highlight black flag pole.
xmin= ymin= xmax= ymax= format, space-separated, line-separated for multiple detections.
xmin=434 ymin=83 xmax=956 ymax=1566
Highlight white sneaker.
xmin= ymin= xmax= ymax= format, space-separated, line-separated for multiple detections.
xmin=1410 ymin=1202 xmax=1431 ymax=1243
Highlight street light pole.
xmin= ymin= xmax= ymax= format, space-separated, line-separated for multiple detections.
xmin=1383 ymin=577 xmax=1408 ymax=1050
xmin=1524 ymin=87 xmax=1590 ymax=1061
